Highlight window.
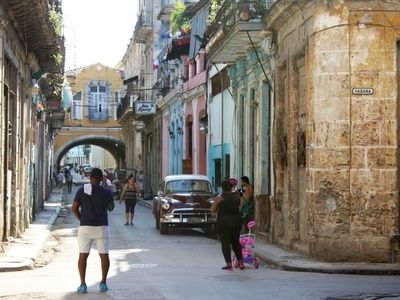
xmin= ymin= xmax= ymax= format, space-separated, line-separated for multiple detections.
xmin=211 ymin=69 xmax=230 ymax=96
xmin=166 ymin=179 xmax=212 ymax=193
xmin=72 ymin=92 xmax=82 ymax=119
xmin=87 ymin=81 xmax=110 ymax=120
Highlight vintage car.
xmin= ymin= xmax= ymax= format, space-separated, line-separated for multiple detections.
xmin=153 ymin=174 xmax=216 ymax=234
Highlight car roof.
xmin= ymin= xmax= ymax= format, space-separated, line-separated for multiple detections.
xmin=164 ymin=174 xmax=211 ymax=182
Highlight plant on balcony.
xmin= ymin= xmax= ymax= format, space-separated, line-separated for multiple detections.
xmin=51 ymin=53 xmax=63 ymax=68
xmin=209 ymin=0 xmax=222 ymax=24
xmin=170 ymin=1 xmax=191 ymax=35
xmin=36 ymin=102 xmax=45 ymax=119
xmin=39 ymin=73 xmax=64 ymax=101
xmin=49 ymin=9 xmax=62 ymax=37
xmin=36 ymin=102 xmax=45 ymax=113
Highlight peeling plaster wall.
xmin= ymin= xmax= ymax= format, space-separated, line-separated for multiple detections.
xmin=271 ymin=0 xmax=400 ymax=262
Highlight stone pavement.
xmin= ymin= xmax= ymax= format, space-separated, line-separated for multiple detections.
xmin=1 ymin=190 xmax=400 ymax=275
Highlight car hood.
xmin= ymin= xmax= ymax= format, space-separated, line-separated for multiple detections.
xmin=165 ymin=193 xmax=213 ymax=209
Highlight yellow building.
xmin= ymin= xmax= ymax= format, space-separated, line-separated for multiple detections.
xmin=54 ymin=63 xmax=125 ymax=169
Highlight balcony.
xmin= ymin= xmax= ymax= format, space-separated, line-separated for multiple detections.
xmin=158 ymin=0 xmax=199 ymax=20
xmin=134 ymin=9 xmax=153 ymax=43
xmin=0 ymin=0 xmax=65 ymax=73
xmin=158 ymin=0 xmax=174 ymax=21
xmin=117 ymin=94 xmax=135 ymax=122
xmin=206 ymin=0 xmax=276 ymax=64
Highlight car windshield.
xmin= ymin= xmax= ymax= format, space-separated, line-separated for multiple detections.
xmin=165 ymin=179 xmax=212 ymax=193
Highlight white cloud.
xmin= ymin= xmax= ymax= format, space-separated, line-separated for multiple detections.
xmin=63 ymin=0 xmax=137 ymax=70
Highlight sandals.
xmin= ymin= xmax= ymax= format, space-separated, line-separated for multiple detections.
xmin=221 ymin=265 xmax=233 ymax=271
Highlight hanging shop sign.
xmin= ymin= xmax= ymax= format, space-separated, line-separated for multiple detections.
xmin=352 ymin=88 xmax=374 ymax=95
xmin=135 ymin=101 xmax=156 ymax=115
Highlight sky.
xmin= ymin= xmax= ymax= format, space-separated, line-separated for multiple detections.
xmin=62 ymin=0 xmax=138 ymax=71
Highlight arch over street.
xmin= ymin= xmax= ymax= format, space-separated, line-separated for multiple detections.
xmin=54 ymin=135 xmax=125 ymax=169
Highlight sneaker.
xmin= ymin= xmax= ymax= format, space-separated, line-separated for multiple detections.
xmin=77 ymin=284 xmax=87 ymax=293
xmin=124 ymin=222 xmax=129 ymax=226
xmin=99 ymin=282 xmax=108 ymax=292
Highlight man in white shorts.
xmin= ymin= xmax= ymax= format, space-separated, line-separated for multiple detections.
xmin=72 ymin=167 xmax=114 ymax=293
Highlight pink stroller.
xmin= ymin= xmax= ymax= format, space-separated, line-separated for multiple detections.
xmin=233 ymin=221 xmax=260 ymax=268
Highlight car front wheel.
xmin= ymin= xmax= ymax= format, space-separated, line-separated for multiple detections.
xmin=203 ymin=224 xmax=216 ymax=236
xmin=160 ymin=222 xmax=168 ymax=234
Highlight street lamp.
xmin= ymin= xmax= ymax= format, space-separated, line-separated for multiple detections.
xmin=199 ymin=114 xmax=208 ymax=133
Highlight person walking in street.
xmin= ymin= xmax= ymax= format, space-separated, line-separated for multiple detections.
xmin=137 ymin=170 xmax=144 ymax=199
xmin=57 ymin=171 xmax=64 ymax=189
xmin=211 ymin=179 xmax=244 ymax=271
xmin=66 ymin=171 xmax=73 ymax=194
xmin=120 ymin=176 xmax=138 ymax=226
xmin=71 ymin=167 xmax=114 ymax=294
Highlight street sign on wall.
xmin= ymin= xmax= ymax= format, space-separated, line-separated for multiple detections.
xmin=352 ymin=88 xmax=374 ymax=95
xmin=135 ymin=101 xmax=156 ymax=115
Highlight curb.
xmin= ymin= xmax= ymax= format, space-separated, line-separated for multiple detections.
xmin=0 ymin=205 xmax=61 ymax=272
xmin=126 ymin=197 xmax=400 ymax=276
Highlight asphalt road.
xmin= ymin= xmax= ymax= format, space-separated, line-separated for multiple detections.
xmin=0 ymin=185 xmax=399 ymax=300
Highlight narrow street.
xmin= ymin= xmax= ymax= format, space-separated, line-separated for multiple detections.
xmin=0 ymin=184 xmax=398 ymax=300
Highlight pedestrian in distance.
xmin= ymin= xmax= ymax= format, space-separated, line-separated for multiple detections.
xmin=137 ymin=170 xmax=144 ymax=199
xmin=53 ymin=170 xmax=58 ymax=189
xmin=57 ymin=171 xmax=64 ymax=189
xmin=120 ymin=176 xmax=138 ymax=226
xmin=211 ymin=178 xmax=244 ymax=271
xmin=66 ymin=171 xmax=73 ymax=194
xmin=71 ymin=167 xmax=115 ymax=294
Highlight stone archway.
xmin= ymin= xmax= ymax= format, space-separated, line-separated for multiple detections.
xmin=54 ymin=135 xmax=125 ymax=169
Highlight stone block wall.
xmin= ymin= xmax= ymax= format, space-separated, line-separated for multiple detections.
xmin=269 ymin=0 xmax=400 ymax=262
xmin=308 ymin=1 xmax=400 ymax=262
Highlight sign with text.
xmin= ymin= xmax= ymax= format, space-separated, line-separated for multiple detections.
xmin=135 ymin=101 xmax=156 ymax=115
xmin=352 ymin=88 xmax=374 ymax=95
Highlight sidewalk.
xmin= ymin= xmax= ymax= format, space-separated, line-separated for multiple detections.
xmin=1 ymin=192 xmax=400 ymax=274
xmin=0 ymin=189 xmax=63 ymax=272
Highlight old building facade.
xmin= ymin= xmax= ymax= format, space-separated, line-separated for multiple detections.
xmin=0 ymin=0 xmax=64 ymax=250
xmin=264 ymin=0 xmax=400 ymax=263
xmin=56 ymin=63 xmax=125 ymax=170
xmin=205 ymin=0 xmax=400 ymax=263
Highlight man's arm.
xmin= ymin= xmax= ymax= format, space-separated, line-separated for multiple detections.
xmin=107 ymin=191 xmax=115 ymax=211
xmin=71 ymin=201 xmax=81 ymax=221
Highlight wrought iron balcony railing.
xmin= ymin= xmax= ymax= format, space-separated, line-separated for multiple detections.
xmin=208 ymin=0 xmax=276 ymax=37
xmin=134 ymin=9 xmax=153 ymax=43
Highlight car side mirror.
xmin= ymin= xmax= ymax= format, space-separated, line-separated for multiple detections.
xmin=157 ymin=191 xmax=164 ymax=197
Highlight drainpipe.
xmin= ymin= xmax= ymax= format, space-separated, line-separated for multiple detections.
xmin=221 ymin=68 xmax=224 ymax=182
